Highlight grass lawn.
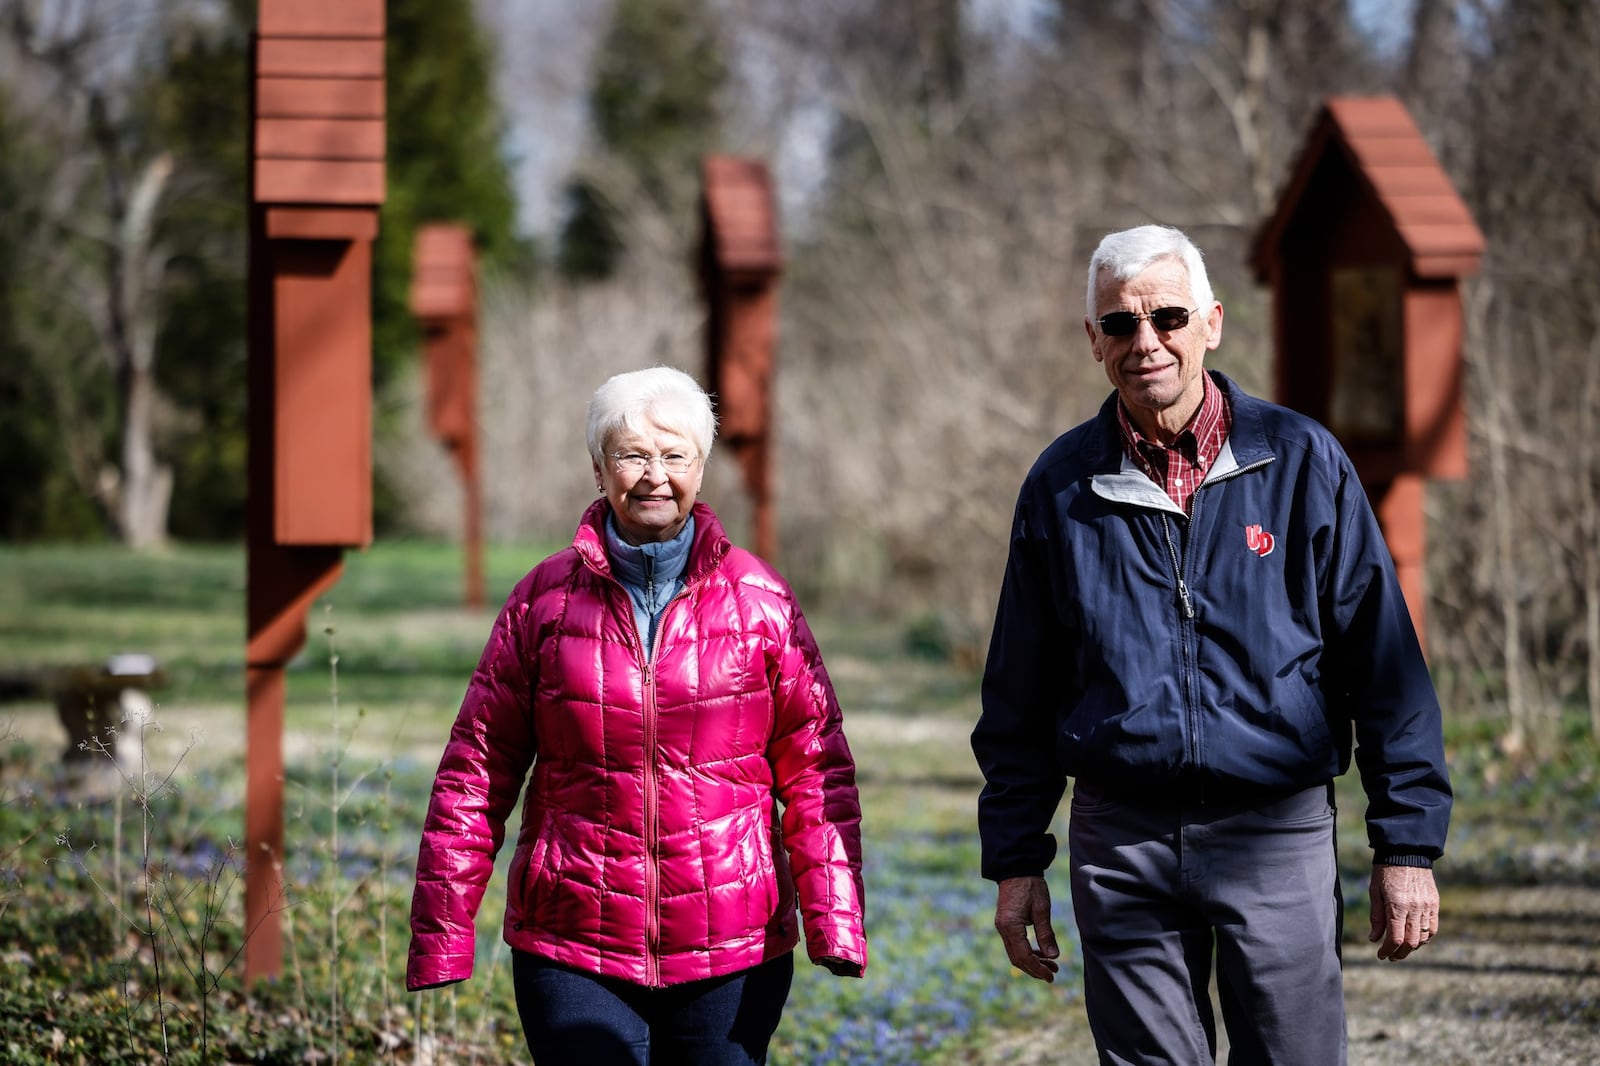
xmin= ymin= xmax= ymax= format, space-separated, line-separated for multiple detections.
xmin=2 ymin=542 xmax=1595 ymax=1064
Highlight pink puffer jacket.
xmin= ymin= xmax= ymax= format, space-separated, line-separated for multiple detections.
xmin=406 ymin=501 xmax=867 ymax=990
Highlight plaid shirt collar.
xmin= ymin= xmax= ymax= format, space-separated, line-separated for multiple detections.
xmin=1116 ymin=372 xmax=1232 ymax=514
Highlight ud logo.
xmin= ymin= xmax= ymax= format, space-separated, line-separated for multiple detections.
xmin=1245 ymin=524 xmax=1275 ymax=558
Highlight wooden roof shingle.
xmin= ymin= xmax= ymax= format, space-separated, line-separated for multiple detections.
xmin=1253 ymin=96 xmax=1484 ymax=280
xmin=701 ymin=156 xmax=782 ymax=276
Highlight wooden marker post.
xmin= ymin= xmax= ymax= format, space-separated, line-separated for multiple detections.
xmin=408 ymin=224 xmax=483 ymax=608
xmin=699 ymin=156 xmax=783 ymax=562
xmin=1253 ymin=96 xmax=1484 ymax=652
xmin=245 ymin=0 xmax=385 ymax=982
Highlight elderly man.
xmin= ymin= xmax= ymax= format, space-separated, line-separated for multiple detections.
xmin=972 ymin=224 xmax=1451 ymax=1063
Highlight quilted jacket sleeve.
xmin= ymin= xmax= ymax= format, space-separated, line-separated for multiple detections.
xmin=406 ymin=583 xmax=540 ymax=991
xmin=766 ymin=595 xmax=868 ymax=975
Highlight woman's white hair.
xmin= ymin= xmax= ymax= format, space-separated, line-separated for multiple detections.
xmin=585 ymin=366 xmax=718 ymax=466
xmin=1085 ymin=224 xmax=1215 ymax=320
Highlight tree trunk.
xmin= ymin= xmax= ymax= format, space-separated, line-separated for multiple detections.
xmin=119 ymin=361 xmax=173 ymax=549
xmin=108 ymin=151 xmax=174 ymax=549
xmin=1480 ymin=296 xmax=1528 ymax=750
xmin=1582 ymin=334 xmax=1600 ymax=739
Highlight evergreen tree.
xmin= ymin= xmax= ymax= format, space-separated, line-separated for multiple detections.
xmin=0 ymin=86 xmax=104 ymax=539
xmin=376 ymin=0 xmax=525 ymax=530
xmin=556 ymin=0 xmax=726 ymax=280
xmin=555 ymin=179 xmax=625 ymax=282
xmin=379 ymin=0 xmax=524 ymax=373
xmin=147 ymin=0 xmax=252 ymax=539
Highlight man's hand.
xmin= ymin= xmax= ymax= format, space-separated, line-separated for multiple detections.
xmin=1368 ymin=864 xmax=1440 ymax=961
xmin=994 ymin=875 xmax=1060 ymax=982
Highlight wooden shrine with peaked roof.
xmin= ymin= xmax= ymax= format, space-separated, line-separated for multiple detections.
xmin=245 ymin=0 xmax=385 ymax=981
xmin=700 ymin=155 xmax=783 ymax=562
xmin=1253 ymin=95 xmax=1485 ymax=649
xmin=409 ymin=223 xmax=483 ymax=609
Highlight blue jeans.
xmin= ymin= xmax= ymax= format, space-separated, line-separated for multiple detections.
xmin=512 ymin=951 xmax=793 ymax=1065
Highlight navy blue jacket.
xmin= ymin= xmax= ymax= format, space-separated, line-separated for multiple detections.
xmin=972 ymin=373 xmax=1452 ymax=882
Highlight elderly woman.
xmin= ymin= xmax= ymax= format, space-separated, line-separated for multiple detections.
xmin=407 ymin=366 xmax=867 ymax=1064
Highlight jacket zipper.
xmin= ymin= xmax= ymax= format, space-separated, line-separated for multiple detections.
xmin=1161 ymin=490 xmax=1204 ymax=785
xmin=1154 ymin=458 xmax=1273 ymax=801
xmin=642 ymin=623 xmax=663 ymax=986
xmin=635 ymin=557 xmax=678 ymax=988
xmin=587 ymin=539 xmax=708 ymax=986
xmin=643 ymin=553 xmax=656 ymax=626
xmin=1161 ymin=516 xmax=1196 ymax=621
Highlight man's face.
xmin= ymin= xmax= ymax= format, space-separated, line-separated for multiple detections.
xmin=1085 ymin=258 xmax=1223 ymax=441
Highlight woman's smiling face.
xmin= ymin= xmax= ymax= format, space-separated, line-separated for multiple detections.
xmin=594 ymin=418 xmax=705 ymax=545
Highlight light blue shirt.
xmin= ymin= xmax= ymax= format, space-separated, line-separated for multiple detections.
xmin=604 ymin=514 xmax=695 ymax=653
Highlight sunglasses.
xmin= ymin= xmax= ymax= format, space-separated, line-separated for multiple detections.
xmin=1096 ymin=306 xmax=1200 ymax=337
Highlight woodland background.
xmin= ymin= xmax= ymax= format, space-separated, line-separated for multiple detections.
xmin=2 ymin=0 xmax=1599 ymax=754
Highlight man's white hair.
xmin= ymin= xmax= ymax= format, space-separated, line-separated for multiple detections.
xmin=1085 ymin=225 xmax=1215 ymax=320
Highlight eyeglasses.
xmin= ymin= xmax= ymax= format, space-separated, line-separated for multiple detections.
xmin=610 ymin=451 xmax=698 ymax=475
xmin=1096 ymin=306 xmax=1201 ymax=337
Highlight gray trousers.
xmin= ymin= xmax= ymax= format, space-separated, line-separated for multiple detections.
xmin=1068 ymin=782 xmax=1345 ymax=1065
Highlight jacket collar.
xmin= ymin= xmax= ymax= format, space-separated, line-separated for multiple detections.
xmin=1087 ymin=372 xmax=1275 ymax=512
xmin=605 ymin=513 xmax=696 ymax=589
xmin=1207 ymin=372 xmax=1275 ymax=469
xmin=574 ymin=500 xmax=731 ymax=585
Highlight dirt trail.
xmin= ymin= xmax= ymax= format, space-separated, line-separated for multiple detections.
xmin=976 ymin=884 xmax=1600 ymax=1065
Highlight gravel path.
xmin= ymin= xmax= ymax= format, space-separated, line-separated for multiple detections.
xmin=1343 ymin=884 xmax=1600 ymax=1065
xmin=973 ymin=884 xmax=1600 ymax=1065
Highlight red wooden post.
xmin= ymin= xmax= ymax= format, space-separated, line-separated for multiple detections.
xmin=409 ymin=224 xmax=483 ymax=608
xmin=246 ymin=0 xmax=385 ymax=982
xmin=1253 ymin=96 xmax=1484 ymax=651
xmin=699 ymin=156 xmax=782 ymax=562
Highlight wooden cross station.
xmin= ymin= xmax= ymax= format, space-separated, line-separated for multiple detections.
xmin=1253 ymin=95 xmax=1485 ymax=651
xmin=245 ymin=0 xmax=386 ymax=982
xmin=699 ymin=155 xmax=783 ymax=562
xmin=409 ymin=223 xmax=484 ymax=609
